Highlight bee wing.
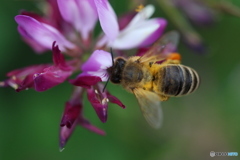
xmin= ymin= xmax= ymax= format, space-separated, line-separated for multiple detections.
xmin=139 ymin=31 xmax=180 ymax=63
xmin=133 ymin=88 xmax=163 ymax=128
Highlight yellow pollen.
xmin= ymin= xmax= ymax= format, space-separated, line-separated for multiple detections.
xmin=102 ymin=98 xmax=109 ymax=104
xmin=9 ymin=82 xmax=18 ymax=90
xmin=11 ymin=76 xmax=17 ymax=80
xmin=0 ymin=81 xmax=4 ymax=86
xmin=135 ymin=4 xmax=144 ymax=12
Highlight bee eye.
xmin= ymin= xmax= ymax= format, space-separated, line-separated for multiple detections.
xmin=110 ymin=76 xmax=121 ymax=84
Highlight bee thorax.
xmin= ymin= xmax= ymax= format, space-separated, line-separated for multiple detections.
xmin=122 ymin=64 xmax=143 ymax=85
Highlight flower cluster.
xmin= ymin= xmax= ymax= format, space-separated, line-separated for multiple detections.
xmin=0 ymin=0 xmax=167 ymax=149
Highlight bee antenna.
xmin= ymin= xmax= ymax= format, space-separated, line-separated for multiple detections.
xmin=102 ymin=48 xmax=114 ymax=93
xmin=102 ymin=77 xmax=110 ymax=93
xmin=110 ymin=47 xmax=114 ymax=66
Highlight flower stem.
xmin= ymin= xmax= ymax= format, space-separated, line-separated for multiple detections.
xmin=156 ymin=0 xmax=203 ymax=47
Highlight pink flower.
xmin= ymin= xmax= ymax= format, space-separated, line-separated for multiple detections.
xmin=72 ymin=50 xmax=112 ymax=84
xmin=0 ymin=64 xmax=49 ymax=92
xmin=15 ymin=15 xmax=76 ymax=52
xmin=95 ymin=2 xmax=167 ymax=49
xmin=82 ymin=50 xmax=112 ymax=81
xmin=1 ymin=0 xmax=168 ymax=149
xmin=57 ymin=0 xmax=98 ymax=40
xmin=33 ymin=42 xmax=74 ymax=91
xmin=60 ymin=87 xmax=105 ymax=150
xmin=69 ymin=75 xmax=102 ymax=89
xmin=86 ymin=83 xmax=125 ymax=123
xmin=68 ymin=50 xmax=113 ymax=88
xmin=0 ymin=42 xmax=74 ymax=92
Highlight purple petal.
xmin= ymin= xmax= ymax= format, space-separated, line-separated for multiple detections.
xmin=139 ymin=18 xmax=167 ymax=47
xmin=78 ymin=118 xmax=106 ymax=135
xmin=60 ymin=102 xmax=81 ymax=129
xmin=20 ymin=10 xmax=49 ymax=24
xmin=69 ymin=75 xmax=102 ymax=89
xmin=106 ymin=92 xmax=125 ymax=108
xmin=75 ymin=0 xmax=98 ymax=40
xmin=20 ymin=34 xmax=48 ymax=53
xmin=60 ymin=87 xmax=83 ymax=129
xmin=59 ymin=86 xmax=82 ymax=150
xmin=52 ymin=42 xmax=73 ymax=70
xmin=15 ymin=74 xmax=35 ymax=92
xmin=127 ymin=4 xmax=155 ymax=27
xmin=60 ymin=113 xmax=105 ymax=150
xmin=87 ymin=85 xmax=109 ymax=123
xmin=0 ymin=64 xmax=49 ymax=91
xmin=81 ymin=50 xmax=112 ymax=81
xmin=59 ymin=86 xmax=104 ymax=150
xmin=86 ymin=83 xmax=125 ymax=123
xmin=52 ymin=42 xmax=64 ymax=66
xmin=17 ymin=26 xmax=47 ymax=53
xmin=33 ymin=68 xmax=71 ymax=92
xmin=15 ymin=15 xmax=75 ymax=51
xmin=34 ymin=43 xmax=73 ymax=91
xmin=94 ymin=0 xmax=119 ymax=40
xmin=46 ymin=0 xmax=66 ymax=31
xmin=118 ymin=12 xmax=136 ymax=30
xmin=57 ymin=0 xmax=79 ymax=25
xmin=59 ymin=121 xmax=77 ymax=150
xmin=6 ymin=65 xmax=48 ymax=77
xmin=109 ymin=18 xmax=167 ymax=49
xmin=82 ymin=50 xmax=112 ymax=71
xmin=57 ymin=0 xmax=97 ymax=40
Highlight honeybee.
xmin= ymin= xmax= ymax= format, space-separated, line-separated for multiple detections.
xmin=107 ymin=31 xmax=200 ymax=128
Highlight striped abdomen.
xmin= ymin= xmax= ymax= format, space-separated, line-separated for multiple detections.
xmin=159 ymin=64 xmax=200 ymax=96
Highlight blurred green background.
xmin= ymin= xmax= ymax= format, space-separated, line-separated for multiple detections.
xmin=0 ymin=0 xmax=240 ymax=160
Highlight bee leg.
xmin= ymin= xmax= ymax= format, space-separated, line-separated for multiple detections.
xmin=159 ymin=95 xmax=169 ymax=101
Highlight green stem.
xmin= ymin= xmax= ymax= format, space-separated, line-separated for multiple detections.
xmin=156 ymin=0 xmax=203 ymax=46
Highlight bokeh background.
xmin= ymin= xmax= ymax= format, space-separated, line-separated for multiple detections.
xmin=0 ymin=0 xmax=240 ymax=160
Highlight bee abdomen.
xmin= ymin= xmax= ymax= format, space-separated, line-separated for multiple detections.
xmin=160 ymin=65 xmax=200 ymax=96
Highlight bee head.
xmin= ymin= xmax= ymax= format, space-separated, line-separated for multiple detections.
xmin=102 ymin=49 xmax=126 ymax=92
xmin=107 ymin=57 xmax=126 ymax=84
